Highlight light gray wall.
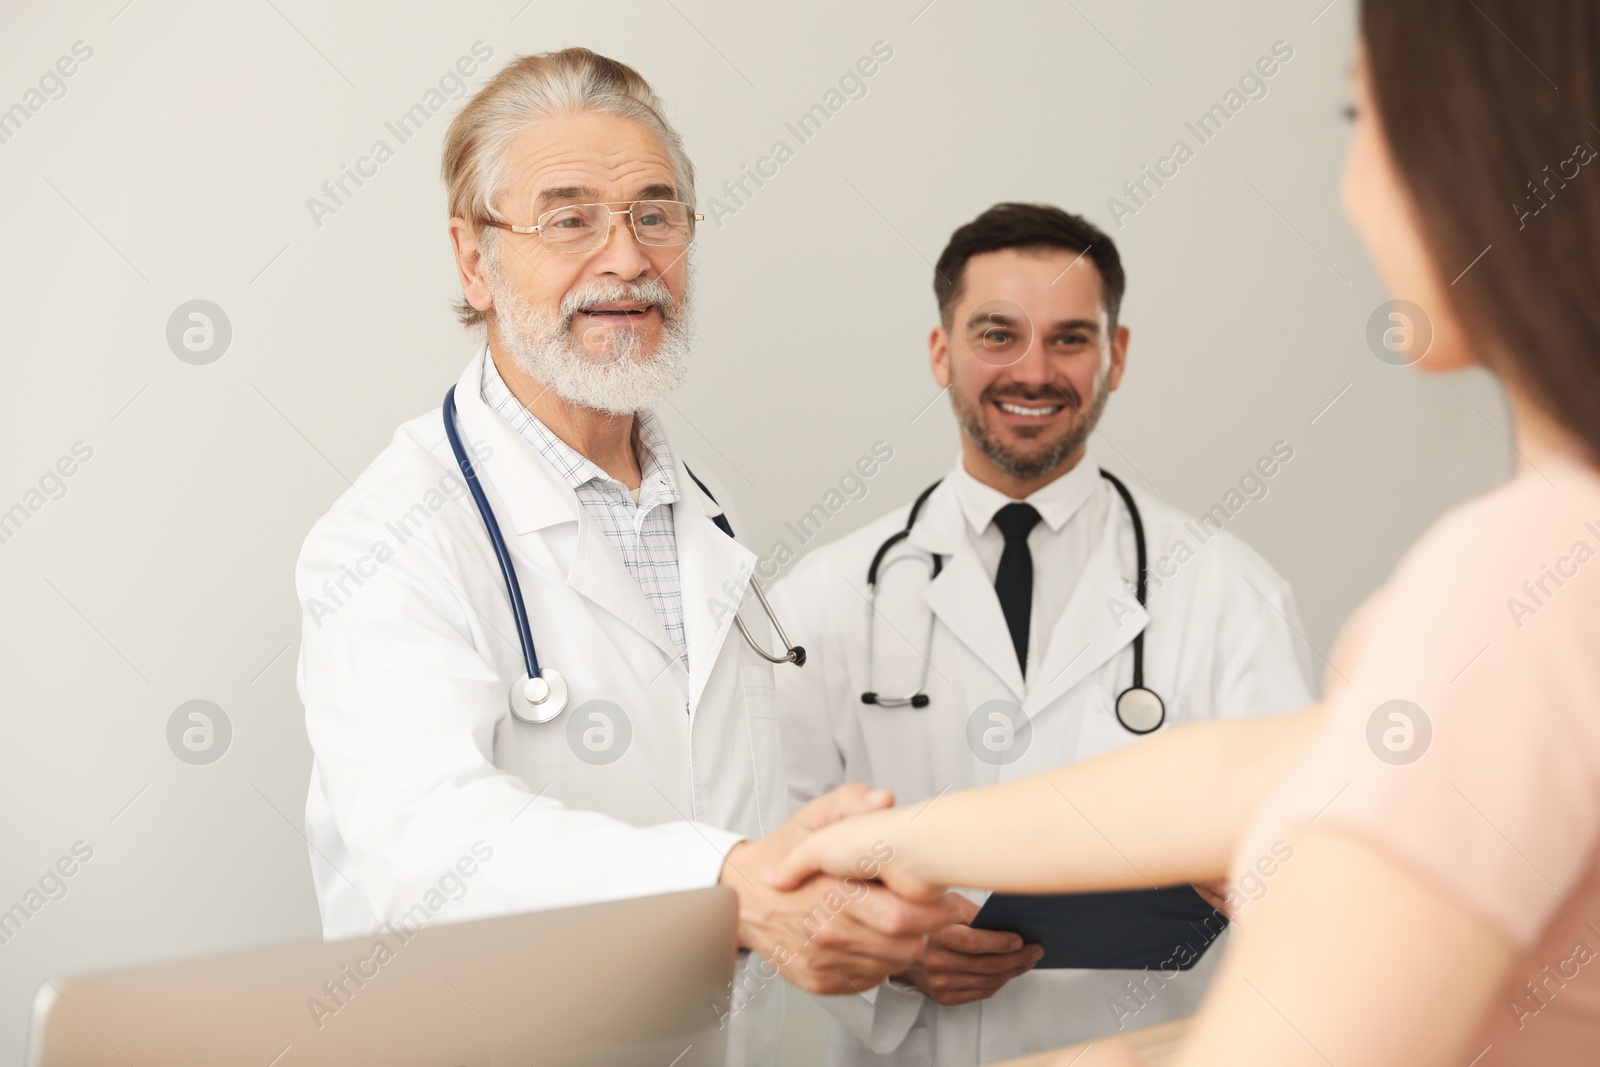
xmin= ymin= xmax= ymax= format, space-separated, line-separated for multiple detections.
xmin=0 ymin=0 xmax=1511 ymax=1063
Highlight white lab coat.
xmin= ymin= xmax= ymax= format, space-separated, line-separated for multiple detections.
xmin=769 ymin=467 xmax=1315 ymax=1066
xmin=295 ymin=345 xmax=786 ymax=1067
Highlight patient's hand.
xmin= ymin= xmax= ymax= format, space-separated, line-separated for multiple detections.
xmin=767 ymin=802 xmax=947 ymax=903
xmin=894 ymin=893 xmax=1044 ymax=1006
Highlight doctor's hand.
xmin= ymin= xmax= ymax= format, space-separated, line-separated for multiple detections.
xmin=1190 ymin=879 xmax=1233 ymax=918
xmin=893 ymin=893 xmax=1044 ymax=1006
xmin=719 ymin=785 xmax=952 ymax=995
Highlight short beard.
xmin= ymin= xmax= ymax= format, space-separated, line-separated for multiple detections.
xmin=950 ymin=373 xmax=1110 ymax=481
xmin=484 ymin=252 xmax=694 ymax=416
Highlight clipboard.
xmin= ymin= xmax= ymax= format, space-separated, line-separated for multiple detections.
xmin=970 ymin=885 xmax=1228 ymax=970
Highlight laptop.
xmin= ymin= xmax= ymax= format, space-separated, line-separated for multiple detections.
xmin=26 ymin=886 xmax=737 ymax=1067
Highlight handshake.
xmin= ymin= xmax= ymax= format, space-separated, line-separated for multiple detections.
xmin=717 ymin=785 xmax=1043 ymax=1005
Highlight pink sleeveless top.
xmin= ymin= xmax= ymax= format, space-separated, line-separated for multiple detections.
xmin=1232 ymin=450 xmax=1600 ymax=1063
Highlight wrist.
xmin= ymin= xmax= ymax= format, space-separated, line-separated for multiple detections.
xmin=718 ymin=839 xmax=753 ymax=886
xmin=881 ymin=807 xmax=931 ymax=884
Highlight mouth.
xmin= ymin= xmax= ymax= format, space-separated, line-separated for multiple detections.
xmin=575 ymin=301 xmax=658 ymax=322
xmin=992 ymin=398 xmax=1066 ymax=421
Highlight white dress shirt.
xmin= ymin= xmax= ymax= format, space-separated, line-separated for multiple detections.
xmin=947 ymin=452 xmax=1105 ymax=683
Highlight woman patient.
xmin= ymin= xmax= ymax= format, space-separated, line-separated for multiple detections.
xmin=772 ymin=2 xmax=1600 ymax=1064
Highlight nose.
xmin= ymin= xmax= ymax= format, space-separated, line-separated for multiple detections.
xmin=585 ymin=211 xmax=652 ymax=280
xmin=1003 ymin=330 xmax=1052 ymax=387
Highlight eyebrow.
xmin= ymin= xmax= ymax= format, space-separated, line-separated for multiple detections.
xmin=534 ymin=182 xmax=680 ymax=209
xmin=1048 ymin=318 xmax=1102 ymax=335
xmin=965 ymin=311 xmax=1021 ymax=332
xmin=962 ymin=313 xmax=1102 ymax=335
xmin=534 ymin=184 xmax=600 ymax=210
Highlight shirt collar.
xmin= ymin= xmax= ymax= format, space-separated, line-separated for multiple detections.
xmin=480 ymin=347 xmax=680 ymax=509
xmin=630 ymin=409 xmax=680 ymax=510
xmin=948 ymin=449 xmax=1101 ymax=537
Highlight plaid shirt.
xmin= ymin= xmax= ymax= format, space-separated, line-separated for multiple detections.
xmin=481 ymin=354 xmax=688 ymax=667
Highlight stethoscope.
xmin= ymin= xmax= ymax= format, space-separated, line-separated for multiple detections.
xmin=442 ymin=385 xmax=804 ymax=725
xmin=860 ymin=469 xmax=1166 ymax=735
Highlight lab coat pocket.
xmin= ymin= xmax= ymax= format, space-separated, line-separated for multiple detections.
xmin=740 ymin=662 xmax=787 ymax=832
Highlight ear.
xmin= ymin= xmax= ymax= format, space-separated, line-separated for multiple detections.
xmin=449 ymin=217 xmax=494 ymax=315
xmin=1105 ymin=323 xmax=1131 ymax=392
xmin=929 ymin=324 xmax=952 ymax=389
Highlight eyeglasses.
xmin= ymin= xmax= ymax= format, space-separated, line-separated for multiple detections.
xmin=477 ymin=199 xmax=704 ymax=254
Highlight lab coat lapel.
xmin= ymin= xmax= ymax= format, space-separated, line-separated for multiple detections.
xmin=564 ymin=514 xmax=680 ymax=666
xmin=1024 ymin=501 xmax=1148 ymax=716
xmin=447 ymin=348 xmax=680 ymax=668
xmin=675 ymin=458 xmax=757 ymax=715
xmin=910 ymin=485 xmax=1027 ymax=701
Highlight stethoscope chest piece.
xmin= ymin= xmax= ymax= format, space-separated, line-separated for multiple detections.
xmin=1115 ymin=686 xmax=1165 ymax=734
xmin=510 ymin=669 xmax=569 ymax=724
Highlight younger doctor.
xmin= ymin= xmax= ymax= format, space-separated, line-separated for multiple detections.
xmin=769 ymin=203 xmax=1314 ymax=1066
xmin=294 ymin=48 xmax=946 ymax=1067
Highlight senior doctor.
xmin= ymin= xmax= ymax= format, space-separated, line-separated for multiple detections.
xmin=768 ymin=203 xmax=1315 ymax=1066
xmin=293 ymin=48 xmax=945 ymax=1067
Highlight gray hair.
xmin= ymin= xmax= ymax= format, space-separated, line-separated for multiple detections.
xmin=440 ymin=47 xmax=697 ymax=328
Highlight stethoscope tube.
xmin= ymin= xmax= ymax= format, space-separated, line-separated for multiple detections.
xmin=1099 ymin=471 xmax=1147 ymax=692
xmin=860 ymin=480 xmax=944 ymax=708
xmin=680 ymin=464 xmax=805 ymax=668
xmin=860 ymin=469 xmax=1165 ymax=734
xmin=737 ymin=578 xmax=807 ymax=667
xmin=444 ymin=386 xmax=568 ymax=722
xmin=1099 ymin=471 xmax=1165 ymax=734
xmin=444 ymin=385 xmax=542 ymax=682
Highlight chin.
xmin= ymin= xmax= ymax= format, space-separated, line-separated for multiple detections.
xmin=993 ymin=424 xmax=1059 ymax=449
xmin=1412 ymin=328 xmax=1477 ymax=374
xmin=572 ymin=330 xmax=665 ymax=364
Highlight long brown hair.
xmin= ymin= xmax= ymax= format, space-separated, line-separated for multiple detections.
xmin=1362 ymin=0 xmax=1600 ymax=463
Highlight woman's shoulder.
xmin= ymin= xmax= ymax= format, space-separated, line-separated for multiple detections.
xmin=1246 ymin=455 xmax=1600 ymax=955
xmin=1321 ymin=451 xmax=1600 ymax=701
xmin=1388 ymin=452 xmax=1600 ymax=610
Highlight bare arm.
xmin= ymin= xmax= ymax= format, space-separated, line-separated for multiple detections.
xmin=990 ymin=825 xmax=1513 ymax=1067
xmin=1169 ymin=825 xmax=1511 ymax=1066
xmin=771 ymin=705 xmax=1325 ymax=900
xmin=996 ymin=1019 xmax=1186 ymax=1067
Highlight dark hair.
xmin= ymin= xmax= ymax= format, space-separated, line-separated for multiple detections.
xmin=1363 ymin=0 xmax=1600 ymax=463
xmin=932 ymin=203 xmax=1126 ymax=329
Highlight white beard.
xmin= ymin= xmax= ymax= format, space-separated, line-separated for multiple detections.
xmin=485 ymin=260 xmax=694 ymax=416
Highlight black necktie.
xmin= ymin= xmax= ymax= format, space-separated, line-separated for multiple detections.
xmin=992 ymin=503 xmax=1042 ymax=675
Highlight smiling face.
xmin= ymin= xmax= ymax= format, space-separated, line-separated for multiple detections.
xmin=496 ymin=110 xmax=689 ymax=348
xmin=930 ymin=247 xmax=1129 ymax=492
xmin=449 ymin=110 xmax=697 ymax=414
